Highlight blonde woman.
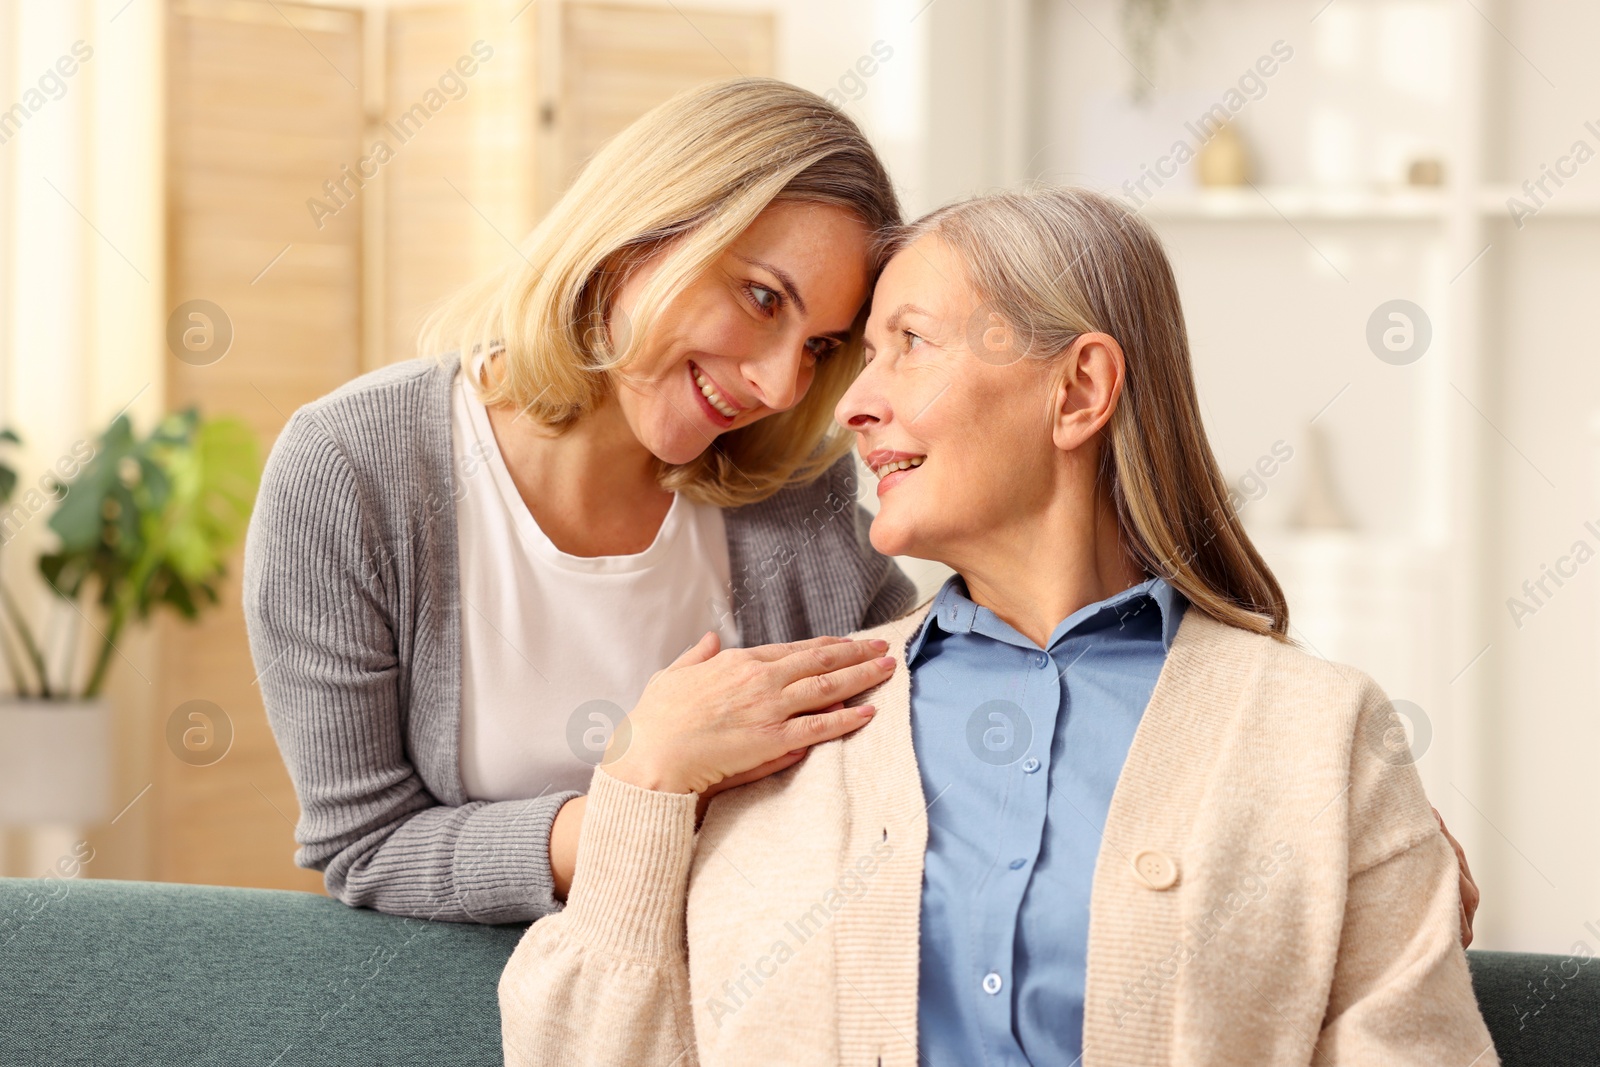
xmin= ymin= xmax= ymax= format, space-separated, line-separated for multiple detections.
xmin=499 ymin=187 xmax=1496 ymax=1066
xmin=242 ymin=80 xmax=911 ymax=923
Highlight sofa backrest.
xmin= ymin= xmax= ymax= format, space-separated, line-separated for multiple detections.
xmin=1466 ymin=946 xmax=1600 ymax=1065
xmin=2 ymin=877 xmax=519 ymax=1065
xmin=2 ymin=878 xmax=1595 ymax=1065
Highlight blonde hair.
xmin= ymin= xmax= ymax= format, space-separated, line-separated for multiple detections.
xmin=900 ymin=187 xmax=1290 ymax=640
xmin=419 ymin=78 xmax=901 ymax=508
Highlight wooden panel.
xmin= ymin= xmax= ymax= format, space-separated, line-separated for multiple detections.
xmin=383 ymin=6 xmax=475 ymax=366
xmin=376 ymin=2 xmax=774 ymax=368
xmin=560 ymin=2 xmax=775 ymax=184
xmin=154 ymin=0 xmax=775 ymax=891
xmin=380 ymin=5 xmax=535 ymax=366
xmin=163 ymin=0 xmax=366 ymax=893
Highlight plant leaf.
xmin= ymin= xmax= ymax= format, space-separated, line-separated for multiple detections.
xmin=36 ymin=410 xmax=261 ymax=695
xmin=152 ymin=417 xmax=260 ymax=583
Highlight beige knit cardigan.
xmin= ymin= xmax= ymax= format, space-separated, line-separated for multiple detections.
xmin=500 ymin=603 xmax=1498 ymax=1067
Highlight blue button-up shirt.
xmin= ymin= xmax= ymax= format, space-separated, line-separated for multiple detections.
xmin=908 ymin=574 xmax=1187 ymax=1066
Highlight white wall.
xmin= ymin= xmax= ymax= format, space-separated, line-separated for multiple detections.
xmin=1485 ymin=0 xmax=1600 ymax=959
xmin=1015 ymin=0 xmax=1600 ymax=954
xmin=0 ymin=0 xmax=165 ymax=879
xmin=523 ymin=0 xmax=932 ymax=212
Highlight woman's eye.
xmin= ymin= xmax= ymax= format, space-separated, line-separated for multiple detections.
xmin=748 ymin=284 xmax=780 ymax=314
xmin=904 ymin=330 xmax=924 ymax=350
xmin=804 ymin=337 xmax=840 ymax=360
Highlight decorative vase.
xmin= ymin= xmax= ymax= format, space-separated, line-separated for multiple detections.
xmin=1198 ymin=123 xmax=1250 ymax=187
xmin=0 ymin=698 xmax=113 ymax=825
xmin=1407 ymin=158 xmax=1446 ymax=186
xmin=1288 ymin=423 xmax=1356 ymax=530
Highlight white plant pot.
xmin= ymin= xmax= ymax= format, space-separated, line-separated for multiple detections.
xmin=0 ymin=698 xmax=113 ymax=825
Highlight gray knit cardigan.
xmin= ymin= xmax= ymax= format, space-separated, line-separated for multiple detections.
xmin=241 ymin=355 xmax=916 ymax=924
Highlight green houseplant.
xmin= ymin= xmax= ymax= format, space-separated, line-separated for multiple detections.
xmin=0 ymin=409 xmax=258 ymax=825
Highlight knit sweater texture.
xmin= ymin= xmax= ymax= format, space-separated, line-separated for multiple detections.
xmin=241 ymin=354 xmax=915 ymax=923
xmin=500 ymin=602 xmax=1498 ymax=1066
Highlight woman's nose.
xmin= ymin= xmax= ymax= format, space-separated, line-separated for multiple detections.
xmin=743 ymin=345 xmax=808 ymax=412
xmin=836 ymin=364 xmax=886 ymax=430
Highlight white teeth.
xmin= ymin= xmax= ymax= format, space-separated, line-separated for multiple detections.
xmin=691 ymin=367 xmax=738 ymax=418
xmin=872 ymin=456 xmax=925 ymax=480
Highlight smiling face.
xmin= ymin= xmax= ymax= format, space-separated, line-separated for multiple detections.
xmin=836 ymin=235 xmax=1078 ymax=566
xmin=608 ymin=201 xmax=873 ymax=467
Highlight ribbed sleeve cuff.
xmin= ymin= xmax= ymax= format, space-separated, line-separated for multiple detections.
xmin=452 ymin=790 xmax=583 ymax=924
xmin=561 ymin=765 xmax=699 ymax=958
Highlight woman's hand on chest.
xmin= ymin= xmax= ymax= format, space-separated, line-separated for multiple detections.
xmin=603 ymin=631 xmax=895 ymax=796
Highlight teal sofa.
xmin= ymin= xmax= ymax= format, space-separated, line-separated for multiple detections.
xmin=2 ymin=878 xmax=1596 ymax=1065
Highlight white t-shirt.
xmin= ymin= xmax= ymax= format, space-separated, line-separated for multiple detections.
xmin=451 ymin=364 xmax=740 ymax=801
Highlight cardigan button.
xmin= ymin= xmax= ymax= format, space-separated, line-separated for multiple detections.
xmin=1131 ymin=849 xmax=1179 ymax=890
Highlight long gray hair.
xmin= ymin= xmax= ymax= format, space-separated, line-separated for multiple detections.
xmin=897 ymin=187 xmax=1289 ymax=639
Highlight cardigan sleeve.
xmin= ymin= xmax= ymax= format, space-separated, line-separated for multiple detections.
xmin=1311 ymin=682 xmax=1499 ymax=1065
xmin=243 ymin=408 xmax=580 ymax=924
xmin=500 ymin=767 xmax=702 ymax=1067
xmin=1313 ymin=832 xmax=1499 ymax=1064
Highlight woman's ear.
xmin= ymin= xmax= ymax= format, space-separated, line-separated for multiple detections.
xmin=1049 ymin=332 xmax=1126 ymax=453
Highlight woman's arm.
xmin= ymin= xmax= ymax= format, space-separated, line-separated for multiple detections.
xmin=1314 ymin=832 xmax=1496 ymax=1063
xmin=501 ymin=768 xmax=702 ymax=1067
xmin=1435 ymin=806 xmax=1482 ymax=947
xmin=505 ymin=628 xmax=900 ymax=1061
xmin=244 ymin=410 xmax=578 ymax=923
xmin=549 ymin=795 xmax=585 ymax=900
xmin=1312 ymin=685 xmax=1499 ymax=1064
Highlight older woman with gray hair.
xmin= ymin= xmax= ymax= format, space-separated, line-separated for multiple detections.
xmin=500 ymin=186 xmax=1493 ymax=1066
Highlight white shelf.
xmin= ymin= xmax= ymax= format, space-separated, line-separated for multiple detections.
xmin=1478 ymin=186 xmax=1600 ymax=221
xmin=1137 ymin=184 xmax=1600 ymax=224
xmin=1138 ymin=185 xmax=1449 ymax=222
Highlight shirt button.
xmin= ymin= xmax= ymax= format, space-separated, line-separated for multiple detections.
xmin=1022 ymin=757 xmax=1041 ymax=774
xmin=1008 ymin=858 xmax=1026 ymax=870
xmin=1032 ymin=652 xmax=1049 ymax=669
xmin=982 ymin=972 xmax=1003 ymax=995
